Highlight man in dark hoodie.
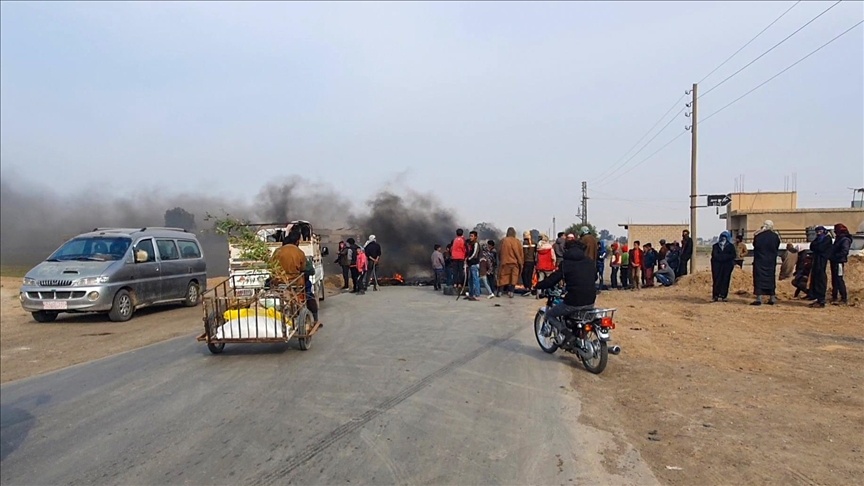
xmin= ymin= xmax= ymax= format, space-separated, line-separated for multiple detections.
xmin=829 ymin=223 xmax=853 ymax=305
xmin=534 ymin=239 xmax=597 ymax=334
xmin=808 ymin=226 xmax=833 ymax=308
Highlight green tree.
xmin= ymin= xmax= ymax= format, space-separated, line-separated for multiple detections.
xmin=563 ymin=221 xmax=597 ymax=237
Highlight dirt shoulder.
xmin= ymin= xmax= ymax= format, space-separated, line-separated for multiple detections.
xmin=573 ymin=265 xmax=864 ymax=485
xmin=1 ymin=276 xmax=342 ymax=383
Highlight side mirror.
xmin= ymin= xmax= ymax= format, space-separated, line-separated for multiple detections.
xmin=321 ymin=246 xmax=329 ymax=256
xmin=135 ymin=250 xmax=149 ymax=263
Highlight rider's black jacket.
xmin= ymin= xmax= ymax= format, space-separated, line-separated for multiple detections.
xmin=535 ymin=245 xmax=597 ymax=307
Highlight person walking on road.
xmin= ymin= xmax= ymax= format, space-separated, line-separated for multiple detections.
xmin=522 ymin=232 xmax=537 ymax=295
xmin=335 ymin=241 xmax=351 ymax=290
xmin=355 ymin=247 xmax=368 ymax=295
xmin=465 ymin=231 xmax=482 ymax=301
xmin=347 ymin=238 xmax=361 ymax=293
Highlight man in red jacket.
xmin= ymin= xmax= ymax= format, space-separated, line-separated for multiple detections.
xmin=450 ymin=229 xmax=467 ymax=290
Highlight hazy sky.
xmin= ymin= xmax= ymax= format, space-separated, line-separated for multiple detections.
xmin=2 ymin=1 xmax=862 ymax=239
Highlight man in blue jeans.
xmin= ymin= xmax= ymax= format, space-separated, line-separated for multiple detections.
xmin=464 ymin=231 xmax=482 ymax=301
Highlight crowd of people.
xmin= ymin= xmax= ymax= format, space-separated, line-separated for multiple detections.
xmin=333 ymin=236 xmax=382 ymax=295
xmin=428 ymin=227 xmax=695 ymax=301
xmin=709 ymin=221 xmax=853 ymax=307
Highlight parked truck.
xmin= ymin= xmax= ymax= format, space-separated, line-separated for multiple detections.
xmin=228 ymin=221 xmax=329 ymax=300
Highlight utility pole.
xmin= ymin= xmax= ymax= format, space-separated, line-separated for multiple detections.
xmin=581 ymin=181 xmax=588 ymax=226
xmin=686 ymin=83 xmax=698 ymax=273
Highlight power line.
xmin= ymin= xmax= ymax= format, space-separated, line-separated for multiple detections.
xmin=594 ymin=131 xmax=689 ymax=188
xmin=593 ymin=105 xmax=687 ymax=186
xmin=590 ymin=94 xmax=686 ymax=185
xmin=698 ymin=1 xmax=802 ymax=85
xmin=702 ymin=19 xmax=863 ymax=124
xmin=699 ymin=0 xmax=843 ymax=99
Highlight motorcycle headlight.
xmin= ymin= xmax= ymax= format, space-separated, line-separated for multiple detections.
xmin=75 ymin=276 xmax=110 ymax=286
xmin=22 ymin=277 xmax=37 ymax=286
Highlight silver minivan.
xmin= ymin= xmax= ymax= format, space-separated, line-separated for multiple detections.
xmin=19 ymin=227 xmax=207 ymax=322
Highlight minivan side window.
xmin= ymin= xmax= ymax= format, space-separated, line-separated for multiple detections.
xmin=177 ymin=240 xmax=202 ymax=259
xmin=156 ymin=239 xmax=180 ymax=261
xmin=135 ymin=239 xmax=156 ymax=263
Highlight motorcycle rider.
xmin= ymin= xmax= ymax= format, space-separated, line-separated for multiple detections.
xmin=534 ymin=238 xmax=597 ymax=340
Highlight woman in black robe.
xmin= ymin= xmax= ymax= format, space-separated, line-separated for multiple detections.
xmin=751 ymin=220 xmax=781 ymax=305
xmin=711 ymin=230 xmax=736 ymax=302
xmin=808 ymin=226 xmax=833 ymax=308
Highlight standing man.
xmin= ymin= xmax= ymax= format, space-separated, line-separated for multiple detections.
xmin=522 ymin=231 xmax=537 ymax=295
xmin=751 ymin=220 xmax=781 ymax=306
xmin=346 ymin=237 xmax=361 ymax=293
xmin=553 ymin=232 xmax=566 ymax=264
xmin=363 ymin=235 xmax=382 ymax=291
xmin=465 ymin=231 xmax=481 ymax=301
xmin=596 ymin=240 xmax=608 ymax=289
xmin=450 ymin=229 xmax=467 ymax=291
xmin=431 ymin=244 xmax=445 ymax=291
xmin=680 ymin=229 xmax=693 ymax=277
xmin=630 ymin=241 xmax=642 ymax=290
xmin=487 ymin=240 xmax=499 ymax=295
xmin=829 ymin=224 xmax=852 ymax=306
xmin=334 ymin=241 xmax=351 ymax=290
xmin=497 ymin=227 xmax=524 ymax=298
xmin=808 ymin=226 xmax=833 ymax=308
xmin=734 ymin=234 xmax=748 ymax=269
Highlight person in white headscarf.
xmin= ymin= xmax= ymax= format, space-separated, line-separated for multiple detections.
xmin=363 ymin=235 xmax=382 ymax=291
xmin=751 ymin=220 xmax=781 ymax=305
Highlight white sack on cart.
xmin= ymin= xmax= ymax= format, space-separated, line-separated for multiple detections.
xmin=214 ymin=315 xmax=290 ymax=339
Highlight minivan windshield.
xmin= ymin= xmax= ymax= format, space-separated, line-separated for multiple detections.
xmin=47 ymin=237 xmax=132 ymax=262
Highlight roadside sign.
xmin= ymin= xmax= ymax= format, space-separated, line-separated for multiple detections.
xmin=707 ymin=194 xmax=732 ymax=207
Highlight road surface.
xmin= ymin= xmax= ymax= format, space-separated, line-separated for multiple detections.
xmin=1 ymin=287 xmax=657 ymax=485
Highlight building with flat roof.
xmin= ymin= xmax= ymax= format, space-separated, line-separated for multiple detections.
xmin=721 ymin=191 xmax=863 ymax=242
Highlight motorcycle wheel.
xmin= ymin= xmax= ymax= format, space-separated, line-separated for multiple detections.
xmin=534 ymin=311 xmax=558 ymax=354
xmin=581 ymin=330 xmax=608 ymax=374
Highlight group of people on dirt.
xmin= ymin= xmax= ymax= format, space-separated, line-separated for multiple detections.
xmin=333 ymin=236 xmax=382 ymax=295
xmin=601 ymin=229 xmax=694 ymax=290
xmin=709 ymin=221 xmax=853 ymax=307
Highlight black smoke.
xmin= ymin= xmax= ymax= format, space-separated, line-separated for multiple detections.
xmin=1 ymin=170 xmax=506 ymax=278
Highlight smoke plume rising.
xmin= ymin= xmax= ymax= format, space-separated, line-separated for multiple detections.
xmin=1 ymin=170 xmax=505 ymax=278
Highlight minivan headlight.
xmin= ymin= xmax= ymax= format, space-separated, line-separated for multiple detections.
xmin=75 ymin=276 xmax=110 ymax=286
xmin=22 ymin=277 xmax=36 ymax=286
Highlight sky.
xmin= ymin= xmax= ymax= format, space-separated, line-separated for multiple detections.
xmin=1 ymin=1 xmax=862 ymax=240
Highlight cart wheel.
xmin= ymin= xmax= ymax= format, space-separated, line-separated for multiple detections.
xmin=297 ymin=308 xmax=313 ymax=351
xmin=208 ymin=343 xmax=225 ymax=354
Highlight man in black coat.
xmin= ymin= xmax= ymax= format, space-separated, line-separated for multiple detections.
xmin=363 ymin=235 xmax=382 ymax=291
xmin=534 ymin=240 xmax=597 ymax=333
xmin=679 ymin=229 xmax=693 ymax=277
xmin=751 ymin=221 xmax=781 ymax=306
xmin=808 ymin=226 xmax=833 ymax=308
xmin=829 ymin=223 xmax=852 ymax=305
xmin=710 ymin=231 xmax=736 ymax=302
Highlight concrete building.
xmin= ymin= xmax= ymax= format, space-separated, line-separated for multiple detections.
xmin=721 ymin=191 xmax=864 ymax=242
xmin=617 ymin=223 xmax=690 ymax=246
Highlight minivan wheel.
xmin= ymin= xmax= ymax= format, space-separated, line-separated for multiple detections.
xmin=108 ymin=290 xmax=134 ymax=322
xmin=32 ymin=311 xmax=58 ymax=323
xmin=184 ymin=282 xmax=201 ymax=307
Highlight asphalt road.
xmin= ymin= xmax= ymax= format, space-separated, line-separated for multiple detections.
xmin=1 ymin=287 xmax=657 ymax=485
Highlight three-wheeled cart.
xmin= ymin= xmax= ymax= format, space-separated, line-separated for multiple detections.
xmin=197 ymin=275 xmax=321 ymax=354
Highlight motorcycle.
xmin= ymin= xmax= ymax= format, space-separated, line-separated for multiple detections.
xmin=534 ymin=287 xmax=620 ymax=374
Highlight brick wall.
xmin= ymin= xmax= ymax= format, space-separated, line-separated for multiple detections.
xmin=624 ymin=224 xmax=690 ymax=246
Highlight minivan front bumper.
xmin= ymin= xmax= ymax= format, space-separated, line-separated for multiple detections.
xmin=19 ymin=284 xmax=116 ymax=313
